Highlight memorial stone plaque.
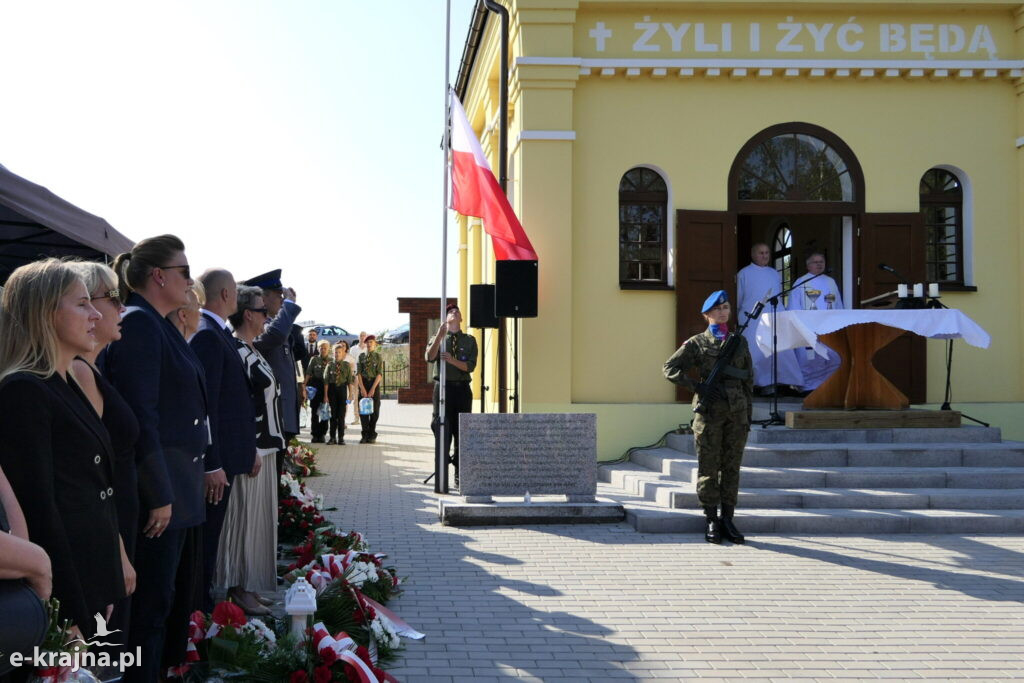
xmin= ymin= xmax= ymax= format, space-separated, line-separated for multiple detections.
xmin=459 ymin=413 xmax=597 ymax=502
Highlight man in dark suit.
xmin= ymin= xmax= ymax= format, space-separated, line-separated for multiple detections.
xmin=244 ymin=270 xmax=302 ymax=473
xmin=189 ymin=269 xmax=263 ymax=614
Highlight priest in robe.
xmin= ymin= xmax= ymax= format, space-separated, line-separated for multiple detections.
xmin=788 ymin=251 xmax=844 ymax=391
xmin=736 ymin=243 xmax=804 ymax=393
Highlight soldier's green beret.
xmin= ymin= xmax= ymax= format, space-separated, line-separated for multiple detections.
xmin=701 ymin=290 xmax=728 ymax=313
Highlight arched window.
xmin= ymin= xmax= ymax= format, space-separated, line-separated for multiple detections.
xmin=619 ymin=167 xmax=668 ymax=288
xmin=773 ymin=223 xmax=794 ymax=293
xmin=738 ymin=134 xmax=853 ymax=202
xmin=920 ymin=168 xmax=964 ymax=285
xmin=729 ymin=123 xmax=864 ymax=214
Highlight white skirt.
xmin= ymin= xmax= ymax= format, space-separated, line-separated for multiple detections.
xmin=214 ymin=452 xmax=278 ymax=592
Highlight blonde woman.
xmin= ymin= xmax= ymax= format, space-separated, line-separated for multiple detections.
xmin=67 ymin=261 xmax=141 ymax=643
xmin=0 ymin=259 xmax=125 ymax=641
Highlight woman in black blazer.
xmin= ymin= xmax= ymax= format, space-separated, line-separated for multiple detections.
xmin=0 ymin=259 xmax=125 ymax=641
xmin=104 ymin=235 xmax=209 ymax=682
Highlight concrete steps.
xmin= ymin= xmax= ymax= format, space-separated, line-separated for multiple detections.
xmin=599 ymin=425 xmax=1024 ymax=534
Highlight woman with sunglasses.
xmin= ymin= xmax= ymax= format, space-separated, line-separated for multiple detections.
xmin=67 ymin=261 xmax=140 ymax=646
xmin=215 ymin=285 xmax=283 ymax=614
xmin=104 ymin=235 xmax=209 ymax=682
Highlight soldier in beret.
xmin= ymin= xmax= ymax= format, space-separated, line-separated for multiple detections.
xmin=664 ymin=290 xmax=753 ymax=544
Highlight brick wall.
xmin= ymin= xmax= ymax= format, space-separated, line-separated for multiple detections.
xmin=397 ymin=297 xmax=457 ymax=403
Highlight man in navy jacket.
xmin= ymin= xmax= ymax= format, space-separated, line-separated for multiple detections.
xmin=190 ymin=269 xmax=259 ymax=612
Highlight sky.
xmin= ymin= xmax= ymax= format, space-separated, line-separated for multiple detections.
xmin=0 ymin=0 xmax=477 ymax=333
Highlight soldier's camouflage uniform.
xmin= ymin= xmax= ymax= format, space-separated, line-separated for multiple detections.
xmin=664 ymin=329 xmax=754 ymax=507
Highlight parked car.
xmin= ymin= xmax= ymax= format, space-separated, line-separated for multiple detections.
xmin=382 ymin=323 xmax=409 ymax=345
xmin=302 ymin=324 xmax=359 ymax=350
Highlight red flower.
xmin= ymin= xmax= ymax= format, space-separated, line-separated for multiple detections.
xmin=320 ymin=647 xmax=338 ymax=666
xmin=211 ymin=600 xmax=246 ymax=628
xmin=289 ymin=671 xmax=308 ymax=683
xmin=300 ymin=521 xmax=310 ymax=529
xmin=313 ymin=665 xmax=332 ymax=683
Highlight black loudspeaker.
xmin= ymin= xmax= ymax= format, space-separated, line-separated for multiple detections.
xmin=495 ymin=259 xmax=538 ymax=318
xmin=469 ymin=284 xmax=499 ymax=329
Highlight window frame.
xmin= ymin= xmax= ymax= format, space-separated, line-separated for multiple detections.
xmin=619 ymin=166 xmax=671 ymax=290
xmin=920 ymin=167 xmax=967 ymax=288
xmin=728 ymin=122 xmax=865 ymax=215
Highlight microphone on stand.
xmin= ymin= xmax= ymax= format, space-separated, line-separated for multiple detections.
xmin=878 ymin=262 xmax=909 ymax=283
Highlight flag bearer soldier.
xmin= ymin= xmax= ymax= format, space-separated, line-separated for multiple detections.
xmin=663 ymin=290 xmax=753 ymax=544
xmin=426 ymin=303 xmax=477 ymax=488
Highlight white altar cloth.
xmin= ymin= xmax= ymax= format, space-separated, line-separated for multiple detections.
xmin=755 ymin=309 xmax=991 ymax=359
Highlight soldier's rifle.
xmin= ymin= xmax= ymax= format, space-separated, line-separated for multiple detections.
xmin=693 ymin=297 xmax=765 ymax=417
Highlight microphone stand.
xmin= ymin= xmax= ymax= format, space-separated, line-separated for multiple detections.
xmin=926 ymin=296 xmax=989 ymax=427
xmin=756 ymin=270 xmax=833 ymax=429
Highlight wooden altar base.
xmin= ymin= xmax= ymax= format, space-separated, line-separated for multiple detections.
xmin=785 ymin=410 xmax=962 ymax=430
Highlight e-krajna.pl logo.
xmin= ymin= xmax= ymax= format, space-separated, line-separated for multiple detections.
xmin=7 ymin=612 xmax=141 ymax=674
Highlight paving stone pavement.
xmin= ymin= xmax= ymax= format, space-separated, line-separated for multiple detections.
xmin=304 ymin=401 xmax=1024 ymax=682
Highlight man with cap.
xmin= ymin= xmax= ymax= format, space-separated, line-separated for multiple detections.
xmin=244 ymin=269 xmax=302 ymax=473
xmin=425 ymin=302 xmax=478 ymax=486
xmin=355 ymin=335 xmax=384 ymax=443
xmin=663 ymin=290 xmax=753 ymax=544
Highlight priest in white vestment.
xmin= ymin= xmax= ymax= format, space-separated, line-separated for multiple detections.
xmin=787 ymin=251 xmax=844 ymax=391
xmin=736 ymin=243 xmax=804 ymax=390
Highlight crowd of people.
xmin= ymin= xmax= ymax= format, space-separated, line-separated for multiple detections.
xmin=0 ymin=234 xmax=383 ymax=681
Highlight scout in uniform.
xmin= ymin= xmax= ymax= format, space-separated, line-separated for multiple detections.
xmin=663 ymin=290 xmax=753 ymax=544
xmin=426 ymin=303 xmax=478 ymax=487
xmin=324 ymin=341 xmax=353 ymax=444
xmin=356 ymin=335 xmax=384 ymax=444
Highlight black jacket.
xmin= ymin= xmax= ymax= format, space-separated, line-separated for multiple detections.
xmin=104 ymin=293 xmax=209 ymax=529
xmin=0 ymin=372 xmax=124 ymax=636
xmin=190 ymin=313 xmax=257 ymax=477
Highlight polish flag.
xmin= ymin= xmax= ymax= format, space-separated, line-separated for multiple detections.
xmin=449 ymin=92 xmax=537 ymax=261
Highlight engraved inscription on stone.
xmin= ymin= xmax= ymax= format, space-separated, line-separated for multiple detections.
xmin=459 ymin=413 xmax=597 ymax=497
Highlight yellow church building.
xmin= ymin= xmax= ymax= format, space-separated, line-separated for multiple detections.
xmin=453 ymin=0 xmax=1024 ymax=460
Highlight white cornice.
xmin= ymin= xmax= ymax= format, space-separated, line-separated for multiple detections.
xmin=519 ymin=56 xmax=1024 ymax=80
xmin=512 ymin=130 xmax=577 ymax=153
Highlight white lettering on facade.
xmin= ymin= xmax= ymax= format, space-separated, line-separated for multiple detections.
xmin=776 ymin=17 xmax=804 ymax=52
xmin=836 ymin=19 xmax=864 ymax=52
xmin=634 ymin=16 xmax=661 ymax=52
xmin=589 ymin=21 xmax=612 ymax=52
xmin=594 ymin=17 xmax=1000 ymax=57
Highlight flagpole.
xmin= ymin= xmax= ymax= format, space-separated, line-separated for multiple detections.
xmin=436 ymin=0 xmax=452 ymax=495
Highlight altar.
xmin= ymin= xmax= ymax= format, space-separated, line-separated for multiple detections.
xmin=756 ymin=309 xmax=991 ymax=411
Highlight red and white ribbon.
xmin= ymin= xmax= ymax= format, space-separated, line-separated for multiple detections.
xmin=363 ymin=596 xmax=425 ymax=640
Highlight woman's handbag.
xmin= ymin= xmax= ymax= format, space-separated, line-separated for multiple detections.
xmin=0 ymin=497 xmax=49 ymax=675
xmin=358 ymin=397 xmax=373 ymax=416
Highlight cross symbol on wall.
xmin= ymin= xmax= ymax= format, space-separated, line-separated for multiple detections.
xmin=589 ymin=21 xmax=612 ymax=52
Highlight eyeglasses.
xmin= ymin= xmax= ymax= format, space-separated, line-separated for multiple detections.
xmin=90 ymin=289 xmax=120 ymax=302
xmin=247 ymin=307 xmax=268 ymax=315
xmin=161 ymin=264 xmax=191 ymax=279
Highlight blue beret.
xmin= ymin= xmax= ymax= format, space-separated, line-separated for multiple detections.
xmin=243 ymin=269 xmax=283 ymax=289
xmin=701 ymin=289 xmax=729 ymax=313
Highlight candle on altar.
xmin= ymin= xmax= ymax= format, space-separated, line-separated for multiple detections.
xmin=929 ymin=283 xmax=940 ymax=298
xmin=913 ymin=283 xmax=924 ymax=298
xmin=897 ymin=284 xmax=908 ymax=298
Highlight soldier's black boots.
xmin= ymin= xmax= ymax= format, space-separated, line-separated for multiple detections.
xmin=703 ymin=506 xmax=721 ymax=544
xmin=720 ymin=505 xmax=745 ymax=544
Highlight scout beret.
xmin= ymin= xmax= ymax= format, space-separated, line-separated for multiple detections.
xmin=243 ymin=269 xmax=283 ymax=289
xmin=701 ymin=289 xmax=729 ymax=313
xmin=364 ymin=334 xmax=377 ymax=343
xmin=446 ymin=303 xmax=459 ymax=313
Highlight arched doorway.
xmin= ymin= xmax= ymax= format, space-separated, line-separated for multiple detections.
xmin=676 ymin=123 xmax=926 ymax=403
